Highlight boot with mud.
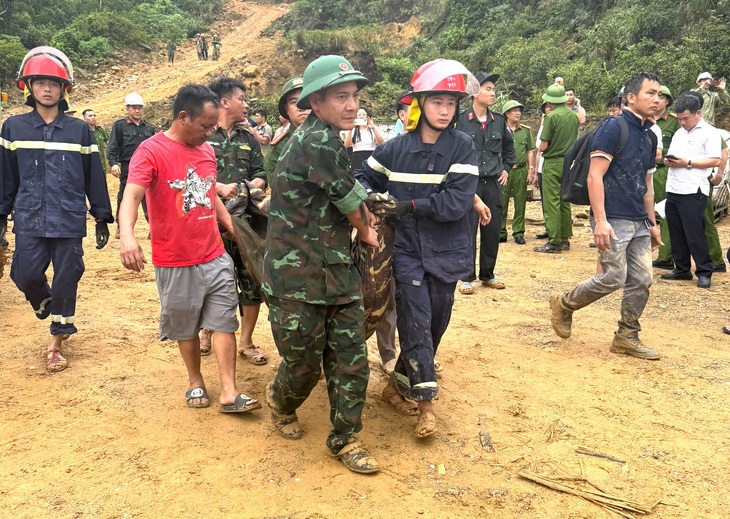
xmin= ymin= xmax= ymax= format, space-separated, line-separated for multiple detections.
xmin=610 ymin=333 xmax=660 ymax=360
xmin=549 ymin=293 xmax=573 ymax=338
xmin=265 ymin=381 xmax=302 ymax=440
xmin=333 ymin=436 xmax=380 ymax=474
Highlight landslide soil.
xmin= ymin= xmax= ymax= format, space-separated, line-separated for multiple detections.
xmin=2 ymin=2 xmax=730 ymax=518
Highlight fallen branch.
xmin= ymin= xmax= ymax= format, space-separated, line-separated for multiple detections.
xmin=519 ymin=470 xmax=654 ymax=518
xmin=575 ymin=447 xmax=626 ymax=464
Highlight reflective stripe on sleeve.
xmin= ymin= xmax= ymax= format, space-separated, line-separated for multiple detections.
xmin=448 ymin=163 xmax=479 ymax=175
xmin=2 ymin=140 xmax=99 ymax=154
xmin=366 ymin=155 xmax=391 ymax=176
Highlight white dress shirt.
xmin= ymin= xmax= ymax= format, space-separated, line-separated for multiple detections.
xmin=666 ymin=118 xmax=721 ymax=196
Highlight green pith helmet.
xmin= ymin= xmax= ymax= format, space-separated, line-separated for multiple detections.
xmin=660 ymin=85 xmax=673 ymax=107
xmin=297 ymin=55 xmax=368 ymax=110
xmin=278 ymin=77 xmax=304 ymax=119
xmin=542 ymin=84 xmax=568 ymax=104
xmin=502 ymin=100 xmax=524 ymax=113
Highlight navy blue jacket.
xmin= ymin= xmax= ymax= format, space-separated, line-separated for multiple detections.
xmin=355 ymin=128 xmax=478 ymax=285
xmin=0 ymin=111 xmax=113 ymax=237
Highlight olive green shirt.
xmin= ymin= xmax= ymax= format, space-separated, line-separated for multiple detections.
xmin=262 ymin=113 xmax=367 ymax=305
xmin=208 ymin=125 xmax=266 ymax=187
xmin=540 ymin=104 xmax=579 ymax=159
xmin=93 ymin=126 xmax=109 ymax=174
xmin=264 ymin=126 xmax=292 ymax=186
xmin=656 ymin=110 xmax=681 ymax=163
xmin=510 ymin=124 xmax=535 ymax=165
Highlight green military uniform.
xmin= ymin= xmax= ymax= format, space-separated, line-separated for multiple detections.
xmin=93 ymin=125 xmax=109 ymax=175
xmin=501 ymin=122 xmax=535 ymax=239
xmin=264 ymin=125 xmax=291 ymax=185
xmin=263 ymin=112 xmax=369 ymax=454
xmin=693 ymin=86 xmax=730 ymax=127
xmin=208 ymin=125 xmax=266 ymax=308
xmin=654 ymin=110 xmax=680 ymax=262
xmin=540 ymin=102 xmax=579 ymax=246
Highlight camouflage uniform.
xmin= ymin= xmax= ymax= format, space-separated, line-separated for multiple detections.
xmin=208 ymin=125 xmax=266 ymax=309
xmin=262 ymin=112 xmax=369 ymax=454
xmin=263 ymin=125 xmax=291 ymax=186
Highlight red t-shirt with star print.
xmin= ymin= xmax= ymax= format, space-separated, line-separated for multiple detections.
xmin=128 ymin=132 xmax=225 ymax=267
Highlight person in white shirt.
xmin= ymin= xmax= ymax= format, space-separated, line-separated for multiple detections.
xmin=344 ymin=107 xmax=384 ymax=172
xmin=661 ymin=92 xmax=722 ymax=289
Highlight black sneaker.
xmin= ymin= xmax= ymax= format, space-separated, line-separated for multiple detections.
xmin=713 ymin=263 xmax=726 ymax=273
xmin=514 ymin=235 xmax=526 ymax=245
xmin=535 ymin=231 xmax=549 ymax=239
xmin=652 ymin=259 xmax=674 ymax=270
xmin=534 ymin=243 xmax=562 ymax=253
xmin=560 ymin=241 xmax=571 ymax=251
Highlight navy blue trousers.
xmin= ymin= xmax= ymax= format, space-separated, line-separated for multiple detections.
xmin=393 ymin=274 xmax=456 ymax=401
xmin=10 ymin=236 xmax=85 ymax=335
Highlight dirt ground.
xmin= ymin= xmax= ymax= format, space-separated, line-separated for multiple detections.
xmin=3 ymin=2 xmax=730 ymax=517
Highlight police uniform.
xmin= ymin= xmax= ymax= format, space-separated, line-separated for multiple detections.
xmin=208 ymin=125 xmax=266 ymax=309
xmin=262 ymin=112 xmax=369 ymax=454
xmin=356 ymin=129 xmax=478 ymax=401
xmin=540 ymin=104 xmax=579 ymax=246
xmin=501 ymin=123 xmax=534 ymax=239
xmin=0 ymin=110 xmax=113 ymax=336
xmin=106 ymin=116 xmax=154 ymax=220
xmin=92 ymin=125 xmax=109 ymax=175
xmin=456 ymin=107 xmax=515 ymax=281
xmin=654 ymin=110 xmax=680 ymax=263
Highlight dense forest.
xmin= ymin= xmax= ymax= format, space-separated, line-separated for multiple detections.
xmin=1 ymin=0 xmax=729 ymax=116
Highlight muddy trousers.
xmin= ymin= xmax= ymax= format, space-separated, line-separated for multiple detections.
xmin=374 ymin=282 xmax=397 ymax=363
xmin=542 ymin=157 xmax=572 ymax=245
xmin=666 ymin=192 xmax=714 ymax=278
xmin=466 ymin=176 xmax=502 ymax=281
xmin=501 ymin=166 xmax=528 ymax=238
xmin=10 ymin=236 xmax=84 ymax=336
xmin=562 ymin=218 xmax=652 ymax=339
xmin=393 ymin=275 xmax=456 ymax=401
xmin=268 ymin=297 xmax=369 ymax=454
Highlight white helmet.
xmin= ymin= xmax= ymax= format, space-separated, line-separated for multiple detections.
xmin=124 ymin=92 xmax=144 ymax=106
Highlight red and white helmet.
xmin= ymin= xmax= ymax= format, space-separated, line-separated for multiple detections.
xmin=16 ymin=46 xmax=75 ymax=110
xmin=409 ymin=59 xmax=479 ymax=99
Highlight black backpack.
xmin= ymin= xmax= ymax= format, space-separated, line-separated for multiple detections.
xmin=561 ymin=115 xmax=655 ymax=205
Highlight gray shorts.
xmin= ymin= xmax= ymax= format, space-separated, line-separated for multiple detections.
xmin=154 ymin=254 xmax=239 ymax=341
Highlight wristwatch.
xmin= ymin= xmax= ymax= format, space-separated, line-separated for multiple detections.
xmin=686 ymin=160 xmax=693 ymax=169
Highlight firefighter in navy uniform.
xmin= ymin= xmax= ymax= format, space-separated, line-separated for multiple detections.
xmin=0 ymin=47 xmax=113 ymax=372
xmin=355 ymin=59 xmax=480 ymax=439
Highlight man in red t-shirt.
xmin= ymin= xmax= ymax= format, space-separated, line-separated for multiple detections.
xmin=119 ymin=84 xmax=261 ymax=413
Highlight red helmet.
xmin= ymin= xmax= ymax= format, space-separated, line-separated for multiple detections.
xmin=409 ymin=59 xmax=479 ymax=99
xmin=17 ymin=47 xmax=74 ymax=92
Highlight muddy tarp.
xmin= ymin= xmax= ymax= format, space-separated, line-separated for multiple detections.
xmin=224 ymin=181 xmax=269 ymax=287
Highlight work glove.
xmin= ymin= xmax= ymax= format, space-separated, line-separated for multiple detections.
xmin=366 ymin=193 xmax=414 ymax=220
xmin=95 ymin=221 xmax=110 ymax=250
xmin=0 ymin=214 xmax=7 ymax=247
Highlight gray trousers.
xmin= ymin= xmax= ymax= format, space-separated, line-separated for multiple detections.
xmin=563 ymin=218 xmax=653 ymax=338
xmin=374 ymin=281 xmax=397 ymax=363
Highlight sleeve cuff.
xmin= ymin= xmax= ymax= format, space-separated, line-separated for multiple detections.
xmin=333 ymin=180 xmax=367 ymax=215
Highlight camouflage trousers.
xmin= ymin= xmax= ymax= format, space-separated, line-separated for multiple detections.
xmin=267 ymin=297 xmax=369 ymax=454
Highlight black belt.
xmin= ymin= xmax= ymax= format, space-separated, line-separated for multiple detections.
xmin=512 ymin=162 xmax=526 ymax=169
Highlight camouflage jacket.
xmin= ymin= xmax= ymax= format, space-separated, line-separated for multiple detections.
xmin=208 ymin=124 xmax=267 ymax=187
xmin=263 ymin=125 xmax=292 ymax=186
xmin=262 ymin=113 xmax=367 ymax=305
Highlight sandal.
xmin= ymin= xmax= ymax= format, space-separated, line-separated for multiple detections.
xmin=46 ymin=349 xmax=68 ymax=372
xmin=220 ymin=393 xmax=262 ymax=413
xmin=239 ymin=345 xmax=268 ymax=365
xmin=415 ymin=409 xmax=437 ymax=438
xmin=459 ymin=282 xmax=474 ymax=295
xmin=382 ymin=383 xmax=418 ymax=416
xmin=185 ymin=387 xmax=210 ymax=408
xmin=334 ymin=439 xmax=380 ymax=474
xmin=199 ymin=329 xmax=212 ymax=356
xmin=434 ymin=360 xmax=444 ymax=372
xmin=266 ymin=382 xmax=302 ymax=439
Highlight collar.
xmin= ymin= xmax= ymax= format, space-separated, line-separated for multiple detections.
xmin=465 ymin=106 xmax=494 ymax=123
xmin=126 ymin=117 xmax=144 ymax=126
xmin=31 ymin=110 xmax=64 ymax=129
xmin=403 ymin=127 xmax=450 ymax=156
xmin=621 ymin=108 xmax=655 ymax=129
xmin=686 ymin=118 xmax=710 ymax=133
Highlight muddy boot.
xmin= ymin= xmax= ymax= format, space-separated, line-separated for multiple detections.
xmin=265 ymin=381 xmax=302 ymax=440
xmin=333 ymin=437 xmax=380 ymax=474
xmin=610 ymin=334 xmax=660 ymax=360
xmin=549 ymin=293 xmax=573 ymax=338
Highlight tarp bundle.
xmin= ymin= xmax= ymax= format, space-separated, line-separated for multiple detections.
xmin=225 ymin=181 xmax=269 ymax=286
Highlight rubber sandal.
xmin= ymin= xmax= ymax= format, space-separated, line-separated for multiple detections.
xmin=46 ymin=349 xmax=68 ymax=372
xmin=459 ymin=282 xmax=474 ymax=295
xmin=239 ymin=346 xmax=268 ymax=365
xmin=185 ymin=387 xmax=210 ymax=408
xmin=266 ymin=382 xmax=302 ymax=439
xmin=415 ymin=409 xmax=437 ymax=438
xmin=433 ymin=360 xmax=444 ymax=372
xmin=199 ymin=329 xmax=212 ymax=356
xmin=334 ymin=440 xmax=380 ymax=474
xmin=220 ymin=393 xmax=262 ymax=413
xmin=382 ymin=383 xmax=418 ymax=416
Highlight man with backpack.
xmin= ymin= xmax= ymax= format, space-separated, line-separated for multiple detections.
xmin=549 ymin=72 xmax=663 ymax=360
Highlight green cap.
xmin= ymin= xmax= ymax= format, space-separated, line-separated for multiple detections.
xmin=501 ymin=100 xmax=524 ymax=113
xmin=297 ymin=55 xmax=368 ymax=110
xmin=542 ymin=84 xmax=568 ymax=104
xmin=278 ymin=77 xmax=304 ymax=119
xmin=660 ymin=85 xmax=673 ymax=107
